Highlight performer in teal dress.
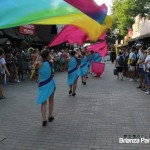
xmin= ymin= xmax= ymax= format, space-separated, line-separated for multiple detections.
xmin=93 ymin=52 xmax=102 ymax=62
xmin=79 ymin=51 xmax=88 ymax=85
xmin=34 ymin=49 xmax=56 ymax=127
xmin=67 ymin=50 xmax=79 ymax=96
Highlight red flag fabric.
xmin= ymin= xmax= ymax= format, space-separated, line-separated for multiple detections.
xmin=92 ymin=62 xmax=105 ymax=77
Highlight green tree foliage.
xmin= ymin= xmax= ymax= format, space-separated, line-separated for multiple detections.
xmin=111 ymin=0 xmax=150 ymax=36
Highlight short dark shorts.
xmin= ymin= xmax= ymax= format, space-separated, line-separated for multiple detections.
xmin=116 ymin=67 xmax=123 ymax=72
xmin=144 ymin=72 xmax=148 ymax=81
xmin=139 ymin=68 xmax=145 ymax=77
xmin=147 ymin=72 xmax=150 ymax=86
xmin=0 ymin=73 xmax=5 ymax=84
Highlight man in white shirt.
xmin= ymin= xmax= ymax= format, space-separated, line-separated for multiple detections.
xmin=0 ymin=49 xmax=10 ymax=99
xmin=136 ymin=47 xmax=147 ymax=89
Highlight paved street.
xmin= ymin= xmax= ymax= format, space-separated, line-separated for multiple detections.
xmin=0 ymin=62 xmax=150 ymax=150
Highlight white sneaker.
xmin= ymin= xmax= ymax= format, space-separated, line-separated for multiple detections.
xmin=129 ymin=79 xmax=134 ymax=81
xmin=145 ymin=91 xmax=150 ymax=95
xmin=17 ymin=80 xmax=21 ymax=83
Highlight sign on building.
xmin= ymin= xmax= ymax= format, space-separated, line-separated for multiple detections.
xmin=19 ymin=25 xmax=36 ymax=35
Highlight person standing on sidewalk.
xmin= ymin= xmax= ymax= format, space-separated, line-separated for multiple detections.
xmin=0 ymin=49 xmax=10 ymax=99
xmin=144 ymin=47 xmax=150 ymax=95
xmin=128 ymin=47 xmax=137 ymax=81
xmin=115 ymin=50 xmax=125 ymax=80
xmin=34 ymin=49 xmax=56 ymax=127
xmin=136 ymin=47 xmax=147 ymax=89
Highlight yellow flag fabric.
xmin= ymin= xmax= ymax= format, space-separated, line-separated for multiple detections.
xmin=34 ymin=15 xmax=112 ymax=41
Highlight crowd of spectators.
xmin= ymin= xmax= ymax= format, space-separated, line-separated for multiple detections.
xmin=114 ymin=43 xmax=150 ymax=95
xmin=0 ymin=47 xmax=70 ymax=99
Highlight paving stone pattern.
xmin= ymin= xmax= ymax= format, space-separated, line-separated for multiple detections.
xmin=0 ymin=62 xmax=150 ymax=150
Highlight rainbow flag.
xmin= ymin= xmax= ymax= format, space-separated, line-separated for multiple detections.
xmin=0 ymin=0 xmax=112 ymax=41
xmin=0 ymin=0 xmax=80 ymax=29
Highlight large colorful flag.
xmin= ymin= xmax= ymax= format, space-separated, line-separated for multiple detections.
xmin=0 ymin=0 xmax=80 ymax=29
xmin=37 ymin=14 xmax=112 ymax=41
xmin=0 ymin=0 xmax=112 ymax=41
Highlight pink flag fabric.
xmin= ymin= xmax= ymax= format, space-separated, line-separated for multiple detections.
xmin=92 ymin=62 xmax=105 ymax=77
xmin=48 ymin=25 xmax=87 ymax=47
xmin=48 ymin=25 xmax=107 ymax=47
xmin=99 ymin=45 xmax=108 ymax=58
xmin=87 ymin=42 xmax=106 ymax=52
xmin=87 ymin=42 xmax=108 ymax=58
xmin=100 ymin=32 xmax=106 ymax=40
xmin=64 ymin=0 xmax=107 ymax=24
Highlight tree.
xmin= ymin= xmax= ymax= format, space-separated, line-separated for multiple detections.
xmin=111 ymin=0 xmax=150 ymax=36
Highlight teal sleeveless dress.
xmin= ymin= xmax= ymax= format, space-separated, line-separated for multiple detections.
xmin=93 ymin=53 xmax=102 ymax=62
xmin=89 ymin=53 xmax=94 ymax=67
xmin=36 ymin=61 xmax=56 ymax=105
xmin=68 ymin=57 xmax=79 ymax=86
xmin=80 ymin=56 xmax=88 ymax=77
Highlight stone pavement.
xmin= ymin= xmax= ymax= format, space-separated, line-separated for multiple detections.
xmin=0 ymin=62 xmax=150 ymax=150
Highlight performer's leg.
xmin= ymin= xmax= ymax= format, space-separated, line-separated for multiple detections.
xmin=73 ymin=78 xmax=78 ymax=94
xmin=48 ymin=91 xmax=55 ymax=118
xmin=69 ymin=85 xmax=73 ymax=95
xmin=41 ymin=101 xmax=47 ymax=121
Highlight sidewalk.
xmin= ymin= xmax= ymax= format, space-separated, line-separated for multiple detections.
xmin=0 ymin=62 xmax=150 ymax=150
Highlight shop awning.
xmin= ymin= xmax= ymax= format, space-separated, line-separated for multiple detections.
xmin=0 ymin=38 xmax=9 ymax=45
xmin=3 ymin=28 xmax=24 ymax=40
xmin=128 ymin=32 xmax=150 ymax=43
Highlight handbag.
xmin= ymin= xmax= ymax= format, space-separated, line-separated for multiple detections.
xmin=113 ymin=68 xmax=117 ymax=75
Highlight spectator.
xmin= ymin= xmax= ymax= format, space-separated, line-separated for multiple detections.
xmin=115 ymin=50 xmax=125 ymax=80
xmin=13 ymin=52 xmax=21 ymax=83
xmin=17 ymin=50 xmax=25 ymax=81
xmin=128 ymin=47 xmax=137 ymax=81
xmin=110 ymin=48 xmax=116 ymax=63
xmin=5 ymin=51 xmax=14 ymax=83
xmin=123 ymin=49 xmax=130 ymax=77
xmin=136 ymin=47 xmax=147 ymax=89
xmin=0 ymin=49 xmax=10 ymax=99
xmin=144 ymin=47 xmax=150 ymax=95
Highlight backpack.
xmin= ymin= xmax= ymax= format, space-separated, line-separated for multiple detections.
xmin=118 ymin=55 xmax=125 ymax=67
